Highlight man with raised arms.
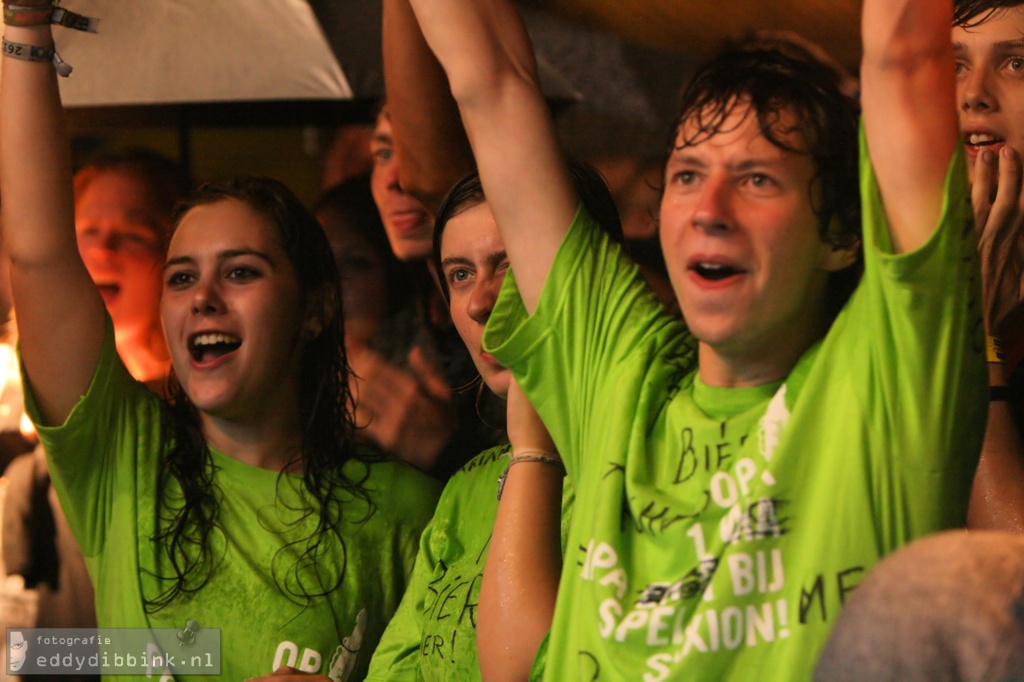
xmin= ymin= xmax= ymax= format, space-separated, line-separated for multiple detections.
xmin=407 ymin=0 xmax=986 ymax=678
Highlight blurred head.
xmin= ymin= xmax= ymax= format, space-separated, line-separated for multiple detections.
xmin=953 ymin=0 xmax=1024 ymax=182
xmin=74 ymin=150 xmax=188 ymax=338
xmin=433 ymin=162 xmax=623 ymax=398
xmin=369 ymin=108 xmax=434 ymax=262
xmin=162 ymin=177 xmax=347 ymax=435
xmin=314 ymin=177 xmax=412 ymax=348
xmin=659 ymin=47 xmax=861 ymax=373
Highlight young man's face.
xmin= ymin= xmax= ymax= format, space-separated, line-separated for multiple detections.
xmin=369 ymin=112 xmax=434 ymax=262
xmin=659 ymin=102 xmax=854 ymax=384
xmin=954 ymin=6 xmax=1024 ymax=182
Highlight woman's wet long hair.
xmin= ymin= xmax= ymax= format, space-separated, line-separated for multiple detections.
xmin=144 ymin=176 xmax=369 ymax=614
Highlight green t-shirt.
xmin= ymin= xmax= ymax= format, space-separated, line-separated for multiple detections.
xmin=483 ymin=141 xmax=986 ymax=680
xmin=366 ymin=445 xmax=574 ymax=681
xmin=23 ymin=324 xmax=443 ymax=681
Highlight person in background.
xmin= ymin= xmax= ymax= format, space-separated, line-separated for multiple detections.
xmin=72 ymin=150 xmax=186 ymax=387
xmin=321 ymin=123 xmax=375 ymax=190
xmin=363 ymin=169 xmax=567 ymax=681
xmin=366 ymin=7 xmax=641 ymax=677
xmin=366 ymin=162 xmax=630 ymax=681
xmin=360 ymin=104 xmax=505 ymax=479
xmin=315 ymin=178 xmax=410 ymax=350
xmin=0 ymin=148 xmax=184 ymax=474
xmin=952 ymin=0 xmax=1024 ymax=532
xmin=313 ymin=178 xmax=456 ymax=462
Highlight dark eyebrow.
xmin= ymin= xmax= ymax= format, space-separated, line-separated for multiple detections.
xmin=954 ymin=38 xmax=1024 ymax=55
xmin=219 ymin=248 xmax=275 ymax=265
xmin=371 ymin=131 xmax=393 ymax=147
xmin=994 ymin=39 xmax=1024 ymax=52
xmin=440 ymin=255 xmax=473 ymax=271
xmin=163 ymin=249 xmax=275 ymax=273
xmin=163 ymin=255 xmax=194 ymax=272
xmin=666 ymin=152 xmax=707 ymax=169
xmin=440 ymin=250 xmax=508 ymax=271
xmin=486 ymin=249 xmax=509 ymax=269
xmin=666 ymin=153 xmax=786 ymax=173
xmin=729 ymin=158 xmax=788 ymax=174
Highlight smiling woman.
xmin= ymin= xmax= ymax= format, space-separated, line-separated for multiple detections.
xmin=0 ymin=13 xmax=441 ymax=682
xmin=162 ymin=191 xmax=307 ymax=428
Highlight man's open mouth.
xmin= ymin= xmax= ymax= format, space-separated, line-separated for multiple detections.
xmin=692 ymin=262 xmax=743 ymax=281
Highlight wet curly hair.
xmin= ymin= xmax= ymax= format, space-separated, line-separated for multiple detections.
xmin=953 ymin=0 xmax=1024 ymax=27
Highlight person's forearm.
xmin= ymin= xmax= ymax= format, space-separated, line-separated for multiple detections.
xmin=405 ymin=0 xmax=578 ymax=312
xmin=479 ymin=459 xmax=563 ymax=681
xmin=382 ymin=0 xmax=474 ymax=214
xmin=1 ymin=15 xmax=106 ymax=424
xmin=860 ymin=0 xmax=956 ymax=253
xmin=969 ymin=362 xmax=1024 ymax=532
xmin=1 ymin=22 xmax=74 ymax=265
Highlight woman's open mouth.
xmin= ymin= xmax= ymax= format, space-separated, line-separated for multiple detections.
xmin=189 ymin=332 xmax=242 ymax=364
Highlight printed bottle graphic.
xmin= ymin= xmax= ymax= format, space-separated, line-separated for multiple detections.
xmin=326 ymin=608 xmax=367 ymax=682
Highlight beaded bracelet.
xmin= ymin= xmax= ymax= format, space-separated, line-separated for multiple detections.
xmin=496 ymin=449 xmax=565 ymax=500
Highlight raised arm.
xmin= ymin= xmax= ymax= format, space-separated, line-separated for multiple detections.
xmin=861 ymin=0 xmax=958 ymax=253
xmin=381 ymin=0 xmax=474 ymax=215
xmin=406 ymin=0 xmax=576 ymax=312
xmin=1 ymin=19 xmax=106 ymax=423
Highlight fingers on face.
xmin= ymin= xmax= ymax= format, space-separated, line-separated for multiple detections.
xmin=993 ymin=147 xmax=1024 ymax=246
xmin=996 ymin=146 xmax=1024 ymax=209
xmin=972 ymin=149 xmax=997 ymax=223
xmin=974 ymin=146 xmax=1024 ymax=234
